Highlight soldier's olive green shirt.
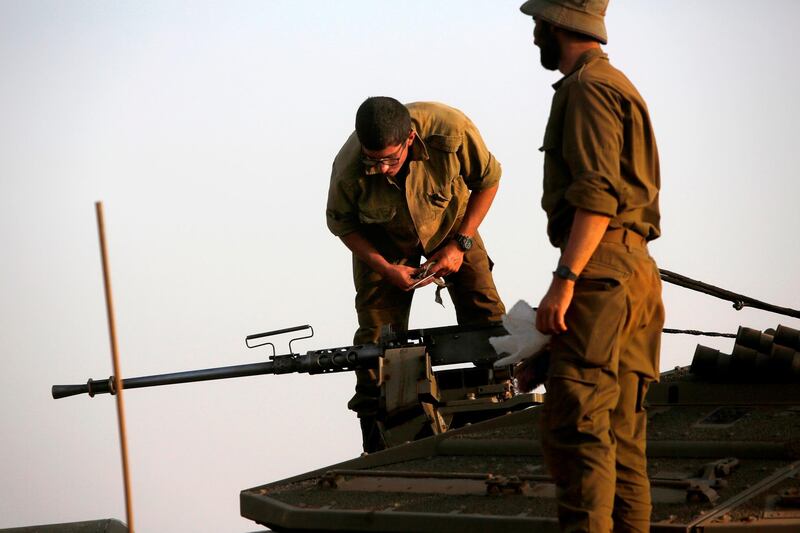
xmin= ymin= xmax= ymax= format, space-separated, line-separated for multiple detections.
xmin=327 ymin=102 xmax=501 ymax=256
xmin=541 ymin=49 xmax=661 ymax=247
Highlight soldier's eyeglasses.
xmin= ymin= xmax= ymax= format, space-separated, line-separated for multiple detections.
xmin=361 ymin=139 xmax=409 ymax=168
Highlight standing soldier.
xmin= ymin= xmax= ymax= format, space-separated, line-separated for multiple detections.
xmin=326 ymin=97 xmax=506 ymax=452
xmin=519 ymin=1 xmax=664 ymax=531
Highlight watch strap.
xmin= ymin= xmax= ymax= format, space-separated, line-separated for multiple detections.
xmin=554 ymin=264 xmax=579 ymax=281
xmin=454 ymin=233 xmax=473 ymax=251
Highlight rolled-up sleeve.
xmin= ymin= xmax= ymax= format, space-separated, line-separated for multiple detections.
xmin=326 ymin=161 xmax=361 ymax=237
xmin=561 ymin=81 xmax=623 ymax=217
xmin=458 ymin=118 xmax=502 ymax=191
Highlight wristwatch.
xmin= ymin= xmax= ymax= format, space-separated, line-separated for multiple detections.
xmin=553 ymin=264 xmax=579 ymax=281
xmin=453 ymin=233 xmax=473 ymax=252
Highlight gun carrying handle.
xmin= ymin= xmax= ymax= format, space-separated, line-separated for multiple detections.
xmin=245 ymin=324 xmax=314 ymax=354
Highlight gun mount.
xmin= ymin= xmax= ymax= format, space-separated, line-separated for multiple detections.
xmin=52 ymin=322 xmax=542 ymax=449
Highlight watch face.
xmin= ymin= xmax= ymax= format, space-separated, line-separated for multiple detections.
xmin=456 ymin=234 xmax=473 ymax=251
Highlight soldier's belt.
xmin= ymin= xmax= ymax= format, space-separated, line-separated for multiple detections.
xmin=601 ymin=227 xmax=647 ymax=249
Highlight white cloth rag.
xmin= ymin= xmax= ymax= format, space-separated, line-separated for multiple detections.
xmin=490 ymin=300 xmax=551 ymax=368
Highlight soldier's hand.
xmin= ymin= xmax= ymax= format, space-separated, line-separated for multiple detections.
xmin=381 ymin=264 xmax=426 ymax=291
xmin=423 ymin=241 xmax=464 ymax=277
xmin=536 ymin=278 xmax=574 ymax=334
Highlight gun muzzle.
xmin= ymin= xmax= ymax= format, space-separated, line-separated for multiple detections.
xmin=52 ymin=376 xmax=116 ymax=400
xmin=52 ymin=377 xmax=115 ymax=399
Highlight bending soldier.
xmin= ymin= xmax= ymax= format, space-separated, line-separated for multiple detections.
xmin=520 ymin=1 xmax=665 ymax=531
xmin=326 ymin=97 xmax=506 ymax=452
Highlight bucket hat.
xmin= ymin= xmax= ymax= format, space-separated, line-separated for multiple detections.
xmin=520 ymin=0 xmax=608 ymax=44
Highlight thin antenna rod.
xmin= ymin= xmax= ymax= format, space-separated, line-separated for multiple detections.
xmin=95 ymin=201 xmax=135 ymax=532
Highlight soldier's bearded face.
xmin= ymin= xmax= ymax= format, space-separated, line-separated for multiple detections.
xmin=534 ymin=19 xmax=560 ymax=71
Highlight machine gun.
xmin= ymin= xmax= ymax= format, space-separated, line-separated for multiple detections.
xmin=52 ymin=323 xmax=541 ymax=448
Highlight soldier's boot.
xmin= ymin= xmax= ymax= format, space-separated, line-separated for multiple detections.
xmin=348 ymin=369 xmax=384 ymax=453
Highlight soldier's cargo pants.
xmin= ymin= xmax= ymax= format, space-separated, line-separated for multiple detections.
xmin=542 ymin=231 xmax=664 ymax=533
xmin=348 ymin=232 xmax=505 ymax=452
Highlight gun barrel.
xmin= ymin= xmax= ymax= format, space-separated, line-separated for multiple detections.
xmin=52 ymin=343 xmax=386 ymax=400
xmin=52 ymin=324 xmax=506 ymax=401
xmin=52 ymin=360 xmax=276 ymax=399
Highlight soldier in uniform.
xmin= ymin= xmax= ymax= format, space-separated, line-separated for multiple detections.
xmin=326 ymin=96 xmax=506 ymax=452
xmin=519 ymin=1 xmax=665 ymax=531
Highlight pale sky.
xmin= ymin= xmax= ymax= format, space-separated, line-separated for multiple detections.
xmin=2 ymin=1 xmax=799 ymax=531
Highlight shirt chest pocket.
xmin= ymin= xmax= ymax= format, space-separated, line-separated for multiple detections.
xmin=425 ymin=134 xmax=463 ymax=210
xmin=358 ymin=205 xmax=396 ymax=225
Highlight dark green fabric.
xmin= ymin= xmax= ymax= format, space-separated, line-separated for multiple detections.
xmin=542 ymin=241 xmax=663 ymax=532
xmin=538 ymin=44 xmax=663 ymax=531
xmin=540 ymin=49 xmax=661 ymax=247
